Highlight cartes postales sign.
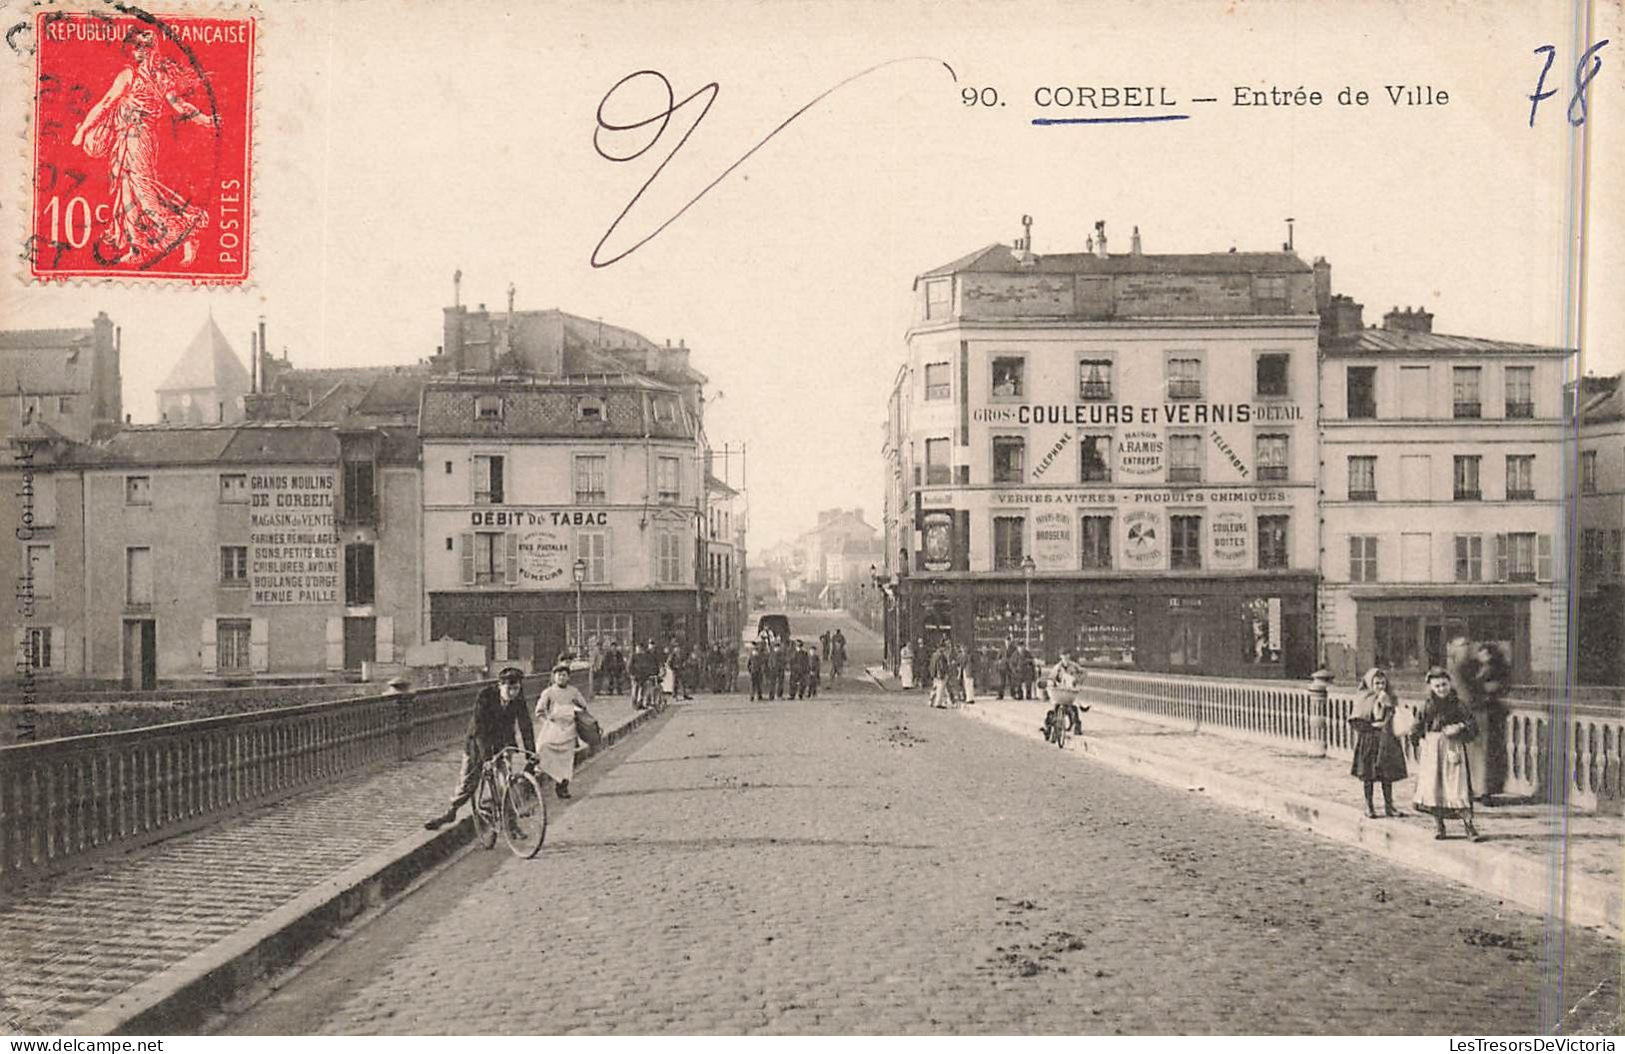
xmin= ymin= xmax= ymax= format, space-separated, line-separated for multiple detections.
xmin=1121 ymin=509 xmax=1164 ymax=570
xmin=29 ymin=11 xmax=255 ymax=283
xmin=517 ymin=529 xmax=570 ymax=585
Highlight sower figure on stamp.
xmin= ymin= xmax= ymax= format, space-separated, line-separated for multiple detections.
xmin=426 ymin=666 xmax=535 ymax=830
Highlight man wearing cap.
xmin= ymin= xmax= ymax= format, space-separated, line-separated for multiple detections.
xmin=535 ymin=661 xmax=595 ymax=799
xmin=426 ymin=666 xmax=535 ymax=830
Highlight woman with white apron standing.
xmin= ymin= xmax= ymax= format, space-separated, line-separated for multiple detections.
xmin=535 ymin=662 xmax=593 ymax=799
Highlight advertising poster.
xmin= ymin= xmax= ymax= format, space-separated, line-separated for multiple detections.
xmin=1120 ymin=508 xmax=1165 ymax=571
xmin=249 ymin=473 xmax=340 ymax=605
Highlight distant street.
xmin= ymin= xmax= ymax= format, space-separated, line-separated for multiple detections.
xmin=228 ymin=612 xmax=1617 ymax=1036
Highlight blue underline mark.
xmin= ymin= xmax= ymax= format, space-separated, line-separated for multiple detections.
xmin=1031 ymin=114 xmax=1191 ymax=125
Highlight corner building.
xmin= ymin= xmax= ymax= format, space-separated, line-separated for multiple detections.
xmin=889 ymin=228 xmax=1321 ymax=678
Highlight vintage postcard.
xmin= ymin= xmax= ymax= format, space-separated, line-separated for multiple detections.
xmin=0 ymin=0 xmax=1621 ymax=1039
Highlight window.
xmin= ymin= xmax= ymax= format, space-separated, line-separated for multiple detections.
xmin=23 ymin=627 xmax=52 ymax=671
xmin=577 ymin=397 xmax=605 ymax=422
xmin=475 ymin=394 xmax=503 ymax=421
xmin=1581 ymin=529 xmax=1605 ymax=576
xmin=1168 ymin=598 xmax=1203 ymax=667
xmin=220 ymin=546 xmax=248 ymax=586
xmin=1257 ymin=515 xmax=1289 ymax=569
xmin=1080 ymin=515 xmax=1113 ymax=569
xmin=1079 ymin=435 xmax=1112 ymax=482
xmin=1505 ymin=455 xmax=1535 ymax=500
xmin=1452 ymin=366 xmax=1482 ymax=418
xmin=1375 ymin=616 xmax=1422 ymax=671
xmin=1255 ymin=353 xmax=1290 ymax=398
xmin=566 ymin=614 xmax=634 ymax=652
xmin=575 ymin=455 xmax=608 ymax=504
xmin=657 ymin=531 xmax=684 ymax=584
xmin=217 ymin=619 xmax=252 ymax=673
xmin=473 ymin=532 xmax=504 ymax=585
xmin=1582 ymin=450 xmax=1598 ymax=494
xmin=1349 ymin=536 xmax=1379 ymax=582
xmin=473 ymin=455 xmax=505 ymax=505
xmin=1170 ymin=515 xmax=1202 ymax=569
xmin=1614 ymin=529 xmax=1624 ymax=577
xmin=1505 ymin=366 xmax=1534 ymax=417
xmin=1168 ymin=434 xmax=1203 ymax=483
xmin=26 ymin=545 xmax=52 ymax=599
xmin=991 ymin=357 xmax=1024 ymax=398
xmin=924 ymin=362 xmax=950 ymax=401
xmin=1453 ymin=455 xmax=1482 ymax=500
xmin=657 ymin=456 xmax=681 ymax=504
xmin=342 ymin=460 xmax=376 ymax=524
xmin=1501 ymin=532 xmax=1540 ymax=582
xmin=1346 ymin=367 xmax=1377 ymax=419
xmin=1253 ymin=276 xmax=1287 ymax=305
xmin=992 ymin=436 xmax=1025 ymax=484
xmin=126 ymin=547 xmax=152 ymax=605
xmin=57 ymin=395 xmax=73 ymax=414
xmin=1078 ymin=358 xmax=1113 ymax=401
xmin=1255 ymin=434 xmax=1289 ymax=482
xmin=1167 ymin=357 xmax=1202 ymax=400
xmin=1454 ymin=535 xmax=1484 ymax=582
xmin=992 ymin=515 xmax=1025 ymax=570
xmin=925 ymin=279 xmax=951 ymax=320
xmin=345 ymin=543 xmax=375 ymax=606
xmin=1239 ymin=597 xmax=1283 ymax=664
xmin=125 ymin=476 xmax=151 ymax=505
xmin=578 ymin=530 xmax=608 ymax=584
xmin=652 ymin=397 xmax=680 ymax=424
xmin=219 ymin=473 xmax=248 ymax=503
xmin=924 ymin=437 xmax=951 ymax=485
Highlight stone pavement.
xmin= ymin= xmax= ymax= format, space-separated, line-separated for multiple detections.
xmin=0 ymin=691 xmax=649 ymax=1036
xmin=951 ymin=695 xmax=1624 ymax=936
xmin=257 ymin=693 xmax=1619 ymax=1036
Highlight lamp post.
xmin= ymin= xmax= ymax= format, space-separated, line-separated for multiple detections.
xmin=572 ymin=558 xmax=589 ymax=695
xmin=1021 ymin=555 xmax=1036 ymax=650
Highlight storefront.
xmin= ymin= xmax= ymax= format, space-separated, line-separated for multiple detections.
xmin=1351 ymin=590 xmax=1533 ymax=679
xmin=429 ymin=589 xmax=703 ymax=669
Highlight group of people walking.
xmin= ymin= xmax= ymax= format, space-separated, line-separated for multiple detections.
xmin=591 ymin=637 xmax=743 ymax=706
xmin=906 ymin=636 xmax=1041 ymax=704
xmin=746 ymin=629 xmax=845 ymax=700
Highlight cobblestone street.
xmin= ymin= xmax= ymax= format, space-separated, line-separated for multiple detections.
xmin=240 ymin=685 xmax=1619 ymax=1035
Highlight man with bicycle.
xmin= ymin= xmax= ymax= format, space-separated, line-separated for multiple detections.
xmin=425 ymin=666 xmax=536 ymax=830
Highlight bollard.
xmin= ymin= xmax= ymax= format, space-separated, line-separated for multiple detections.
xmin=388 ymin=679 xmax=416 ymax=761
xmin=1308 ymin=668 xmax=1332 ymax=757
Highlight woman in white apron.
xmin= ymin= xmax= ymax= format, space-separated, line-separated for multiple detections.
xmin=535 ymin=662 xmax=588 ymax=799
xmin=1410 ymin=666 xmax=1481 ymax=841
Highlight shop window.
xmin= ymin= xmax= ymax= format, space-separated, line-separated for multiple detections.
xmin=1078 ymin=358 xmax=1113 ymax=401
xmin=219 ymin=473 xmax=248 ymax=503
xmin=1347 ymin=456 xmax=1377 ymax=501
xmin=575 ymin=455 xmax=608 ymax=504
xmin=473 ymin=455 xmax=504 ymax=505
xmin=1168 ymin=598 xmax=1204 ymax=668
xmin=1452 ymin=366 xmax=1482 ymax=418
xmin=1170 ymin=515 xmax=1202 ymax=569
xmin=220 ymin=546 xmax=248 ymax=586
xmin=345 ymin=543 xmax=375 ymax=605
xmin=992 ymin=436 xmax=1025 ymax=484
xmin=1505 ymin=366 xmax=1534 ymax=417
xmin=991 ymin=357 xmax=1024 ymax=398
xmin=125 ymin=476 xmax=152 ymax=506
xmin=217 ymin=619 xmax=252 ymax=673
xmin=1079 ymin=435 xmax=1111 ymax=482
xmin=1239 ymin=597 xmax=1283 ymax=664
xmin=1346 ymin=367 xmax=1377 ymax=419
xmin=657 ymin=456 xmax=681 ymax=504
xmin=1257 ymin=515 xmax=1289 ymax=569
xmin=993 ymin=515 xmax=1025 ymax=570
xmin=1255 ymin=434 xmax=1289 ymax=482
xmin=924 ymin=437 xmax=950 ymax=485
xmin=567 ymin=614 xmax=634 ymax=652
xmin=1454 ymin=535 xmax=1484 ymax=582
xmin=924 ymin=362 xmax=950 ymax=401
xmin=1255 ymin=353 xmax=1290 ymax=398
xmin=1453 ymin=455 xmax=1481 ymax=500
xmin=1080 ymin=515 xmax=1113 ymax=570
xmin=1505 ymin=455 xmax=1535 ymax=500
xmin=1349 ymin=536 xmax=1379 ymax=582
xmin=1374 ymin=616 xmax=1422 ymax=671
xmin=1167 ymin=357 xmax=1202 ymax=400
xmin=1074 ymin=597 xmax=1135 ymax=666
xmin=1169 ymin=435 xmax=1203 ymax=484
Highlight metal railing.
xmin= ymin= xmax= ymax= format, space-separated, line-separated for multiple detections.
xmin=0 ymin=678 xmax=527 ymax=888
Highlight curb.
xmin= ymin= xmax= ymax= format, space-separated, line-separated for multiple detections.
xmin=70 ymin=703 xmax=664 ymax=1036
xmin=959 ymin=704 xmax=1622 ymax=939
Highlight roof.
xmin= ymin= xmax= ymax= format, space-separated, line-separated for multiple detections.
xmin=450 ymin=306 xmax=710 ymax=387
xmin=158 ymin=317 xmax=251 ymax=393
xmin=1582 ymin=376 xmax=1625 ymax=424
xmin=0 ymin=327 xmax=94 ymax=395
xmin=705 ymin=473 xmax=739 ymax=497
xmin=916 ymin=243 xmax=1312 ymax=284
xmin=65 ymin=421 xmax=417 ymax=467
xmin=1322 ymin=329 xmax=1569 ymax=356
xmin=419 ymin=380 xmax=698 ymax=440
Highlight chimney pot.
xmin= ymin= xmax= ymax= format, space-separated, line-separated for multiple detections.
xmin=1131 ymin=226 xmax=1142 ymax=254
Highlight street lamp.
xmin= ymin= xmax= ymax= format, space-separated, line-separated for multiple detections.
xmin=1021 ymin=555 xmax=1036 ymax=650
xmin=572 ymin=558 xmax=590 ymax=695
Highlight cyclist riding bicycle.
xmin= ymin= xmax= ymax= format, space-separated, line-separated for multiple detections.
xmin=1042 ymin=652 xmax=1089 ymax=743
xmin=426 ymin=665 xmax=535 ymax=830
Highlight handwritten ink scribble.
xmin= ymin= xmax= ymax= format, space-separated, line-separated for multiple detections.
xmin=591 ymin=57 xmax=956 ymax=268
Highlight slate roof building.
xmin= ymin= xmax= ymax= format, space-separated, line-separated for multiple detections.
xmin=156 ymin=316 xmax=252 ymax=425
xmin=0 ymin=312 xmax=122 ymax=442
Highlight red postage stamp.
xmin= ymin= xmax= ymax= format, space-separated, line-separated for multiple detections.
xmin=29 ymin=10 xmax=255 ymax=283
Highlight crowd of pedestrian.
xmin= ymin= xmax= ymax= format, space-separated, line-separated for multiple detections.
xmin=746 ymin=628 xmax=846 ymax=701
xmin=586 ymin=636 xmax=742 ymax=708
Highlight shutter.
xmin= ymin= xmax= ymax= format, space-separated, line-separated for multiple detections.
xmin=492 ymin=456 xmax=505 ymax=504
xmin=325 ymin=617 xmax=344 ymax=670
xmin=460 ymin=532 xmax=475 ymax=585
xmin=249 ymin=617 xmax=269 ymax=672
xmin=1537 ymin=533 xmax=1553 ymax=582
xmin=504 ymin=532 xmax=520 ymax=585
xmin=375 ymin=616 xmax=394 ymax=663
xmin=201 ymin=617 xmax=218 ymax=673
xmin=49 ymin=626 xmax=62 ymax=671
xmin=468 ymin=455 xmax=477 ymax=503
xmin=493 ymin=616 xmax=509 ymax=662
xmin=601 ymin=528 xmax=612 ymax=585
xmin=1494 ymin=533 xmax=1508 ymax=582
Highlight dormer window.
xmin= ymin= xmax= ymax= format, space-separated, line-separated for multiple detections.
xmin=577 ymin=396 xmax=606 ymax=422
xmin=475 ymin=394 xmax=504 ymax=421
xmin=652 ymin=397 xmax=679 ymax=424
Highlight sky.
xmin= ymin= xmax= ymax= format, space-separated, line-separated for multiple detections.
xmin=2 ymin=0 xmax=1620 ymax=556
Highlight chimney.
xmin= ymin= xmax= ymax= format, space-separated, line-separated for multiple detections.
xmin=1382 ymin=305 xmax=1433 ymax=334
xmin=453 ymin=268 xmax=462 ymax=309
xmin=1312 ymin=257 xmax=1331 ymax=312
xmin=1322 ymin=294 xmax=1364 ymax=338
xmin=250 ymin=330 xmax=257 ymax=394
xmin=1130 ymin=226 xmax=1142 ymax=255
xmin=1012 ymin=214 xmax=1037 ymax=266
xmin=1093 ymin=220 xmax=1108 ymax=258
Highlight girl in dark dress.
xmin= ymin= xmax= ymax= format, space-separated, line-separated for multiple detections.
xmin=1349 ymin=667 xmax=1408 ymax=818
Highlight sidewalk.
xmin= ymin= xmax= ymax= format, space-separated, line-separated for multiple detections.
xmin=954 ymin=697 xmax=1623 ymax=938
xmin=0 ymin=693 xmax=658 ymax=1036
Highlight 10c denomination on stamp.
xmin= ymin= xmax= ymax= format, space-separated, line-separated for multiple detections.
xmin=29 ymin=10 xmax=255 ymax=284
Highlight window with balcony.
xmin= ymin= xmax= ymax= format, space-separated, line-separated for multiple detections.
xmin=1257 ymin=515 xmax=1289 ymax=569
xmin=574 ymin=455 xmax=608 ymax=504
xmin=345 ymin=543 xmax=375 ymax=605
xmin=992 ymin=437 xmax=1025 ymax=484
xmin=924 ymin=362 xmax=951 ymax=401
xmin=1454 ymin=535 xmax=1484 ymax=582
xmin=473 ymin=454 xmax=504 ymax=505
xmin=1167 ymin=357 xmax=1202 ymax=400
xmin=1170 ymin=515 xmax=1202 ymax=569
xmin=1256 ymin=434 xmax=1289 ymax=482
xmin=1505 ymin=455 xmax=1535 ymax=500
xmin=1453 ymin=455 xmax=1482 ymax=500
xmin=992 ymin=515 xmax=1025 ymax=570
xmin=1168 ymin=434 xmax=1202 ymax=483
xmin=125 ymin=475 xmax=152 ymax=506
xmin=991 ymin=357 xmax=1024 ymax=398
xmin=472 ymin=531 xmax=505 ymax=585
xmin=1349 ymin=536 xmax=1379 ymax=582
xmin=217 ymin=619 xmax=252 ymax=673
xmin=342 ymin=459 xmax=376 ymax=524
xmin=657 ymin=456 xmax=681 ymax=504
xmin=1080 ymin=515 xmax=1113 ymax=569
xmin=220 ymin=545 xmax=248 ymax=586
xmin=1346 ymin=366 xmax=1377 ymax=419
xmin=1255 ymin=353 xmax=1290 ymax=398
xmin=1078 ymin=358 xmax=1113 ymax=401
xmin=924 ymin=437 xmax=950 ymax=485
xmin=1500 ymin=532 xmax=1540 ymax=582
xmin=219 ymin=473 xmax=248 ymax=503
xmin=1079 ymin=434 xmax=1112 ymax=482
xmin=1505 ymin=366 xmax=1534 ymax=417
xmin=1452 ymin=366 xmax=1482 ymax=418
xmin=1582 ymin=450 xmax=1598 ymax=494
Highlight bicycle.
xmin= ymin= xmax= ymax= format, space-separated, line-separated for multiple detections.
xmin=470 ymin=747 xmax=548 ymax=858
xmin=639 ymin=674 xmax=668 ymax=713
